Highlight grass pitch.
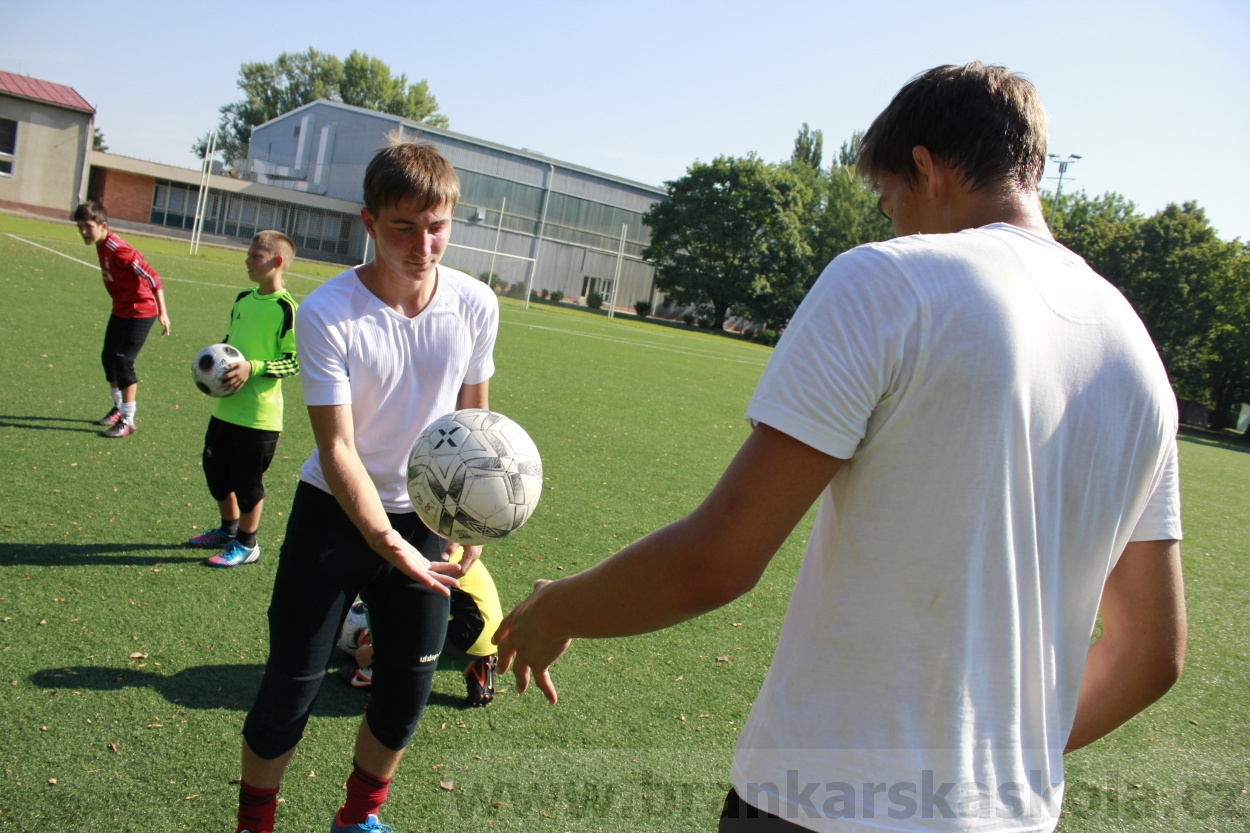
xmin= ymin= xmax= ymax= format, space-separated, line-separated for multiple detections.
xmin=0 ymin=213 xmax=1245 ymax=831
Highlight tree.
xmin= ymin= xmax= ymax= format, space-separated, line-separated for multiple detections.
xmin=643 ymin=154 xmax=811 ymax=331
xmin=806 ymin=133 xmax=893 ymax=278
xmin=92 ymin=127 xmax=107 ymax=152
xmin=194 ymin=47 xmax=447 ymax=162
xmin=339 ymin=51 xmax=449 ymax=128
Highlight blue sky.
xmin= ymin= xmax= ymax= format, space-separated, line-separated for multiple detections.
xmin=5 ymin=0 xmax=1248 ymax=240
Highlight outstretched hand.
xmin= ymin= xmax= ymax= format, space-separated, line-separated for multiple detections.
xmin=376 ymin=528 xmax=460 ymax=595
xmin=494 ymin=578 xmax=572 ymax=705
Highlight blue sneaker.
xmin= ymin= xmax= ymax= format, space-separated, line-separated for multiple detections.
xmin=204 ymin=540 xmax=260 ymax=568
xmin=331 ymin=812 xmax=393 ymax=832
xmin=187 ymin=526 xmax=236 ymax=548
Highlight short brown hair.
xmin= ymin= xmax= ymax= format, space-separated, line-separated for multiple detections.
xmin=362 ymin=135 xmax=459 ymax=215
xmin=252 ymin=230 xmax=296 ymax=265
xmin=857 ymin=62 xmax=1047 ymax=193
xmin=72 ymin=200 xmax=108 ymax=224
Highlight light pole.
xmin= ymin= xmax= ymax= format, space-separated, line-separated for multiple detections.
xmin=1046 ymin=153 xmax=1081 ymax=226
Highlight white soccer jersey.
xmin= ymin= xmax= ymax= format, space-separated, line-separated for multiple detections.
xmin=733 ymin=224 xmax=1181 ymax=832
xmin=297 ymin=265 xmax=499 ymax=512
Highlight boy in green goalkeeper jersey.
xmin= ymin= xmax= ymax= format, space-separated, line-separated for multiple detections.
xmin=188 ymin=231 xmax=300 ymax=567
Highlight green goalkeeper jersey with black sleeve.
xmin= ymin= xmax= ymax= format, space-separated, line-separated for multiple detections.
xmin=212 ymin=288 xmax=299 ymax=432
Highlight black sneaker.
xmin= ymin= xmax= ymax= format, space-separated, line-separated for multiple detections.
xmin=464 ymin=654 xmax=496 ymax=706
xmin=101 ymin=420 xmax=136 ymax=438
xmin=95 ymin=407 xmax=122 ymax=426
xmin=338 ymin=665 xmax=373 ymax=689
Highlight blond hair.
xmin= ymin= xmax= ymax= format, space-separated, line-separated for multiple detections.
xmin=252 ymin=230 xmax=296 ymax=265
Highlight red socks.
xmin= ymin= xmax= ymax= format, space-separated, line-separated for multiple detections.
xmin=236 ymin=779 xmax=279 ymax=833
xmin=338 ymin=760 xmax=392 ymax=825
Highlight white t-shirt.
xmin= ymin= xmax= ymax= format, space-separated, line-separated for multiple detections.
xmin=298 ymin=265 xmax=499 ymax=512
xmin=733 ymin=224 xmax=1182 ymax=832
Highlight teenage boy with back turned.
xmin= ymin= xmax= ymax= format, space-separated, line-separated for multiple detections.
xmin=230 ymin=139 xmax=498 ymax=833
xmin=496 ymin=63 xmax=1186 ymax=833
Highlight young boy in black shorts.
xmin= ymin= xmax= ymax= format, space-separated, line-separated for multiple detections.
xmin=74 ymin=200 xmax=171 ymax=438
xmin=187 ymin=231 xmax=299 ymax=567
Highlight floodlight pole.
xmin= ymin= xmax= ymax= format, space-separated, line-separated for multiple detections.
xmin=190 ymin=131 xmax=217 ymax=255
xmin=1046 ymin=153 xmax=1081 ymax=226
xmin=608 ymin=224 xmax=627 ymax=319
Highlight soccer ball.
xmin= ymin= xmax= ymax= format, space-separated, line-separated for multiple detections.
xmin=407 ymin=409 xmax=543 ymax=546
xmin=337 ymin=600 xmax=369 ymax=657
xmin=191 ymin=343 xmax=244 ymax=397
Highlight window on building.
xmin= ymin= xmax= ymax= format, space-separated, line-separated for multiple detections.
xmin=149 ymin=179 xmax=200 ymax=229
xmin=0 ymin=118 xmax=17 ymax=176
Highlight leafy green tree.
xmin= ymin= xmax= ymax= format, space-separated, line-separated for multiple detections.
xmin=643 ymin=154 xmax=811 ymax=331
xmin=92 ymin=127 xmax=107 ymax=152
xmin=194 ymin=47 xmax=447 ymax=162
xmin=807 ymin=133 xmax=893 ymax=277
xmin=340 ymin=51 xmax=449 ymax=128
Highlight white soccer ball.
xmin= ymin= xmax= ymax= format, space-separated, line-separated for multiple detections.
xmin=191 ymin=343 xmax=245 ymax=397
xmin=337 ymin=600 xmax=369 ymax=657
xmin=407 ymin=409 xmax=543 ymax=546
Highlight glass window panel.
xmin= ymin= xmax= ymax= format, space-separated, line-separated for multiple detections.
xmin=0 ymin=118 xmax=15 ymax=155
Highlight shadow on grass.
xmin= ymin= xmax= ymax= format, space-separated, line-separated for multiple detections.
xmin=0 ymin=414 xmax=100 ymax=434
xmin=0 ymin=542 xmax=203 ymax=566
xmin=1178 ymin=425 xmax=1250 ymax=455
xmin=28 ymin=663 xmax=364 ymax=717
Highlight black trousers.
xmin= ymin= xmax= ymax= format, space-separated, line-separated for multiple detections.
xmin=719 ymin=788 xmax=812 ymax=832
xmin=242 ymin=482 xmax=450 ymax=757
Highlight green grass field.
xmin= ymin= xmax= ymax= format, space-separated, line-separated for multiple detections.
xmin=0 ymin=213 xmax=1245 ymax=832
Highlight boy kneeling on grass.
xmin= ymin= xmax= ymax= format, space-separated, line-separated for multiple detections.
xmin=338 ymin=546 xmax=503 ymax=707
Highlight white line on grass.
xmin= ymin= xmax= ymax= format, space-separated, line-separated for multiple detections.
xmin=502 ymin=320 xmax=770 ymax=367
xmin=5 ymin=233 xmax=311 ymax=293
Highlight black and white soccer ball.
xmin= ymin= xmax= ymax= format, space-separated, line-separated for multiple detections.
xmin=191 ymin=343 xmax=244 ymax=397
xmin=407 ymin=409 xmax=543 ymax=546
xmin=337 ymin=600 xmax=369 ymax=657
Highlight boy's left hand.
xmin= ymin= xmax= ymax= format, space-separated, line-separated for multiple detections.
xmin=441 ymin=540 xmax=482 ymax=578
xmin=220 ymin=360 xmax=251 ymax=394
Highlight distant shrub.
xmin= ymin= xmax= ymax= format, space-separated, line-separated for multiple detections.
xmin=541 ymin=289 xmax=549 ymax=299
xmin=478 ymin=270 xmax=498 ymax=287
xmin=697 ymin=317 xmax=713 ymax=329
xmin=586 ymin=291 xmax=603 ymax=310
xmin=550 ymin=290 xmax=564 ymax=303
xmin=507 ymin=281 xmax=527 ymax=299
xmin=634 ymin=300 xmax=652 ymax=318
xmin=682 ymin=313 xmax=696 ymax=326
xmin=752 ymin=328 xmax=779 ymax=346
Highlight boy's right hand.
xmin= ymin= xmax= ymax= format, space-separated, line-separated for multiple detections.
xmin=374 ymin=528 xmax=460 ymax=595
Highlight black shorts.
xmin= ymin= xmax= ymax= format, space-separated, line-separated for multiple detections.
xmin=101 ymin=314 xmax=156 ymax=388
xmin=201 ymin=416 xmax=280 ymax=514
xmin=719 ymin=788 xmax=811 ymax=832
xmin=242 ymin=482 xmax=450 ymax=758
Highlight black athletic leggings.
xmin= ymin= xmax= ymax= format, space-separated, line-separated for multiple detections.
xmin=100 ymin=314 xmax=155 ymax=389
xmin=242 ymin=482 xmax=450 ymax=758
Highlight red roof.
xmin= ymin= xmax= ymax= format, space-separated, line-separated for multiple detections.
xmin=0 ymin=71 xmax=94 ymax=114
